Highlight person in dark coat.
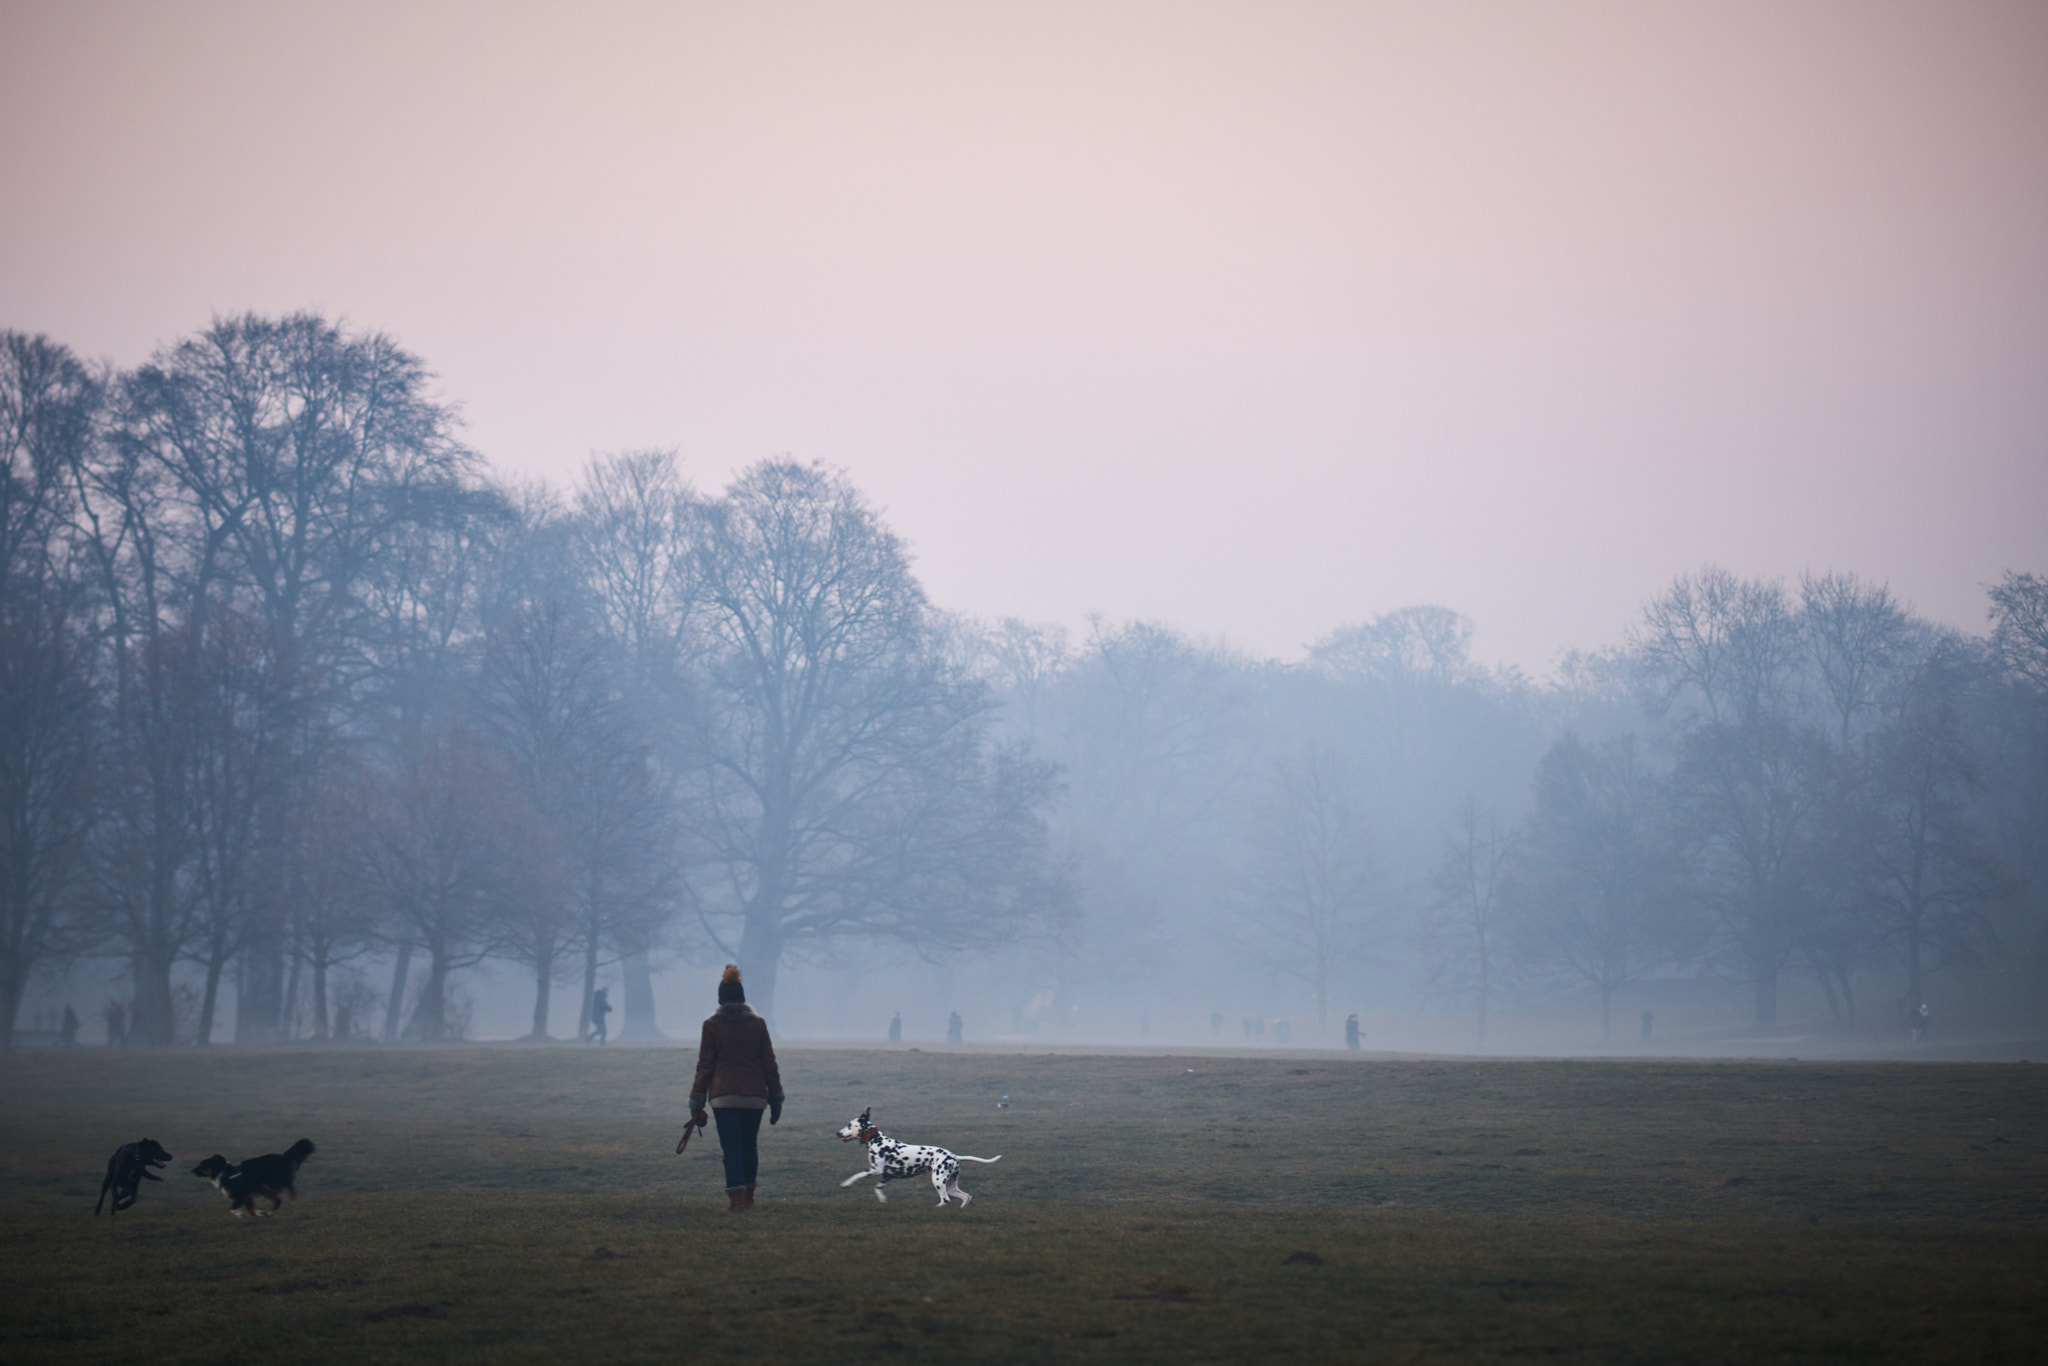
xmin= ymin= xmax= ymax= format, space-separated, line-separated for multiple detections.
xmin=1344 ymin=1013 xmax=1361 ymax=1051
xmin=888 ymin=1011 xmax=902 ymax=1044
xmin=588 ymin=987 xmax=612 ymax=1045
xmin=60 ymin=1004 xmax=80 ymax=1049
xmin=689 ymin=965 xmax=783 ymax=1212
xmin=946 ymin=1011 xmax=963 ymax=1044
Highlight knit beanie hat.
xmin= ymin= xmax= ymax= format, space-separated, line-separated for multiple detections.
xmin=717 ymin=964 xmax=745 ymax=1005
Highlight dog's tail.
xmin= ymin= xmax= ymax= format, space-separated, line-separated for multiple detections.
xmin=957 ymin=1154 xmax=1002 ymax=1164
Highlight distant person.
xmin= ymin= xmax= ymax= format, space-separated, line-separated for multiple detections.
xmin=1344 ymin=1013 xmax=1360 ymax=1051
xmin=589 ymin=987 xmax=613 ymax=1045
xmin=1913 ymin=1002 xmax=1930 ymax=1043
xmin=60 ymin=1004 xmax=80 ymax=1049
xmin=946 ymin=1011 xmax=963 ymax=1044
xmin=888 ymin=1011 xmax=902 ymax=1044
xmin=1641 ymin=1010 xmax=1654 ymax=1041
xmin=689 ymin=965 xmax=783 ymax=1213
xmin=1211 ymin=1011 xmax=1224 ymax=1034
xmin=104 ymin=1000 xmax=126 ymax=1048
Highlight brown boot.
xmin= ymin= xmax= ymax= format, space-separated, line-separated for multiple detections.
xmin=725 ymin=1187 xmax=748 ymax=1213
xmin=744 ymin=1184 xmax=756 ymax=1210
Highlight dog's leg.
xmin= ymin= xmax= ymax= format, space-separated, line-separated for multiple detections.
xmin=874 ymin=1180 xmax=889 ymax=1203
xmin=953 ymin=1182 xmax=972 ymax=1207
xmin=840 ymin=1171 xmax=874 ymax=1188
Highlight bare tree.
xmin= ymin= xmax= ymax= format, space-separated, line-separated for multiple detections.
xmin=680 ymin=461 xmax=1060 ymax=1020
xmin=479 ymin=541 xmax=672 ymax=1042
xmin=1668 ymin=717 xmax=1839 ymax=1029
xmin=1799 ymin=571 xmax=1918 ymax=749
xmin=1633 ymin=567 xmax=1802 ymax=725
xmin=0 ymin=334 xmax=102 ymax=1049
xmin=1231 ymin=745 xmax=1376 ymax=1035
xmin=570 ymin=450 xmax=699 ymax=1038
xmin=115 ymin=313 xmax=472 ymax=1040
xmin=351 ymin=723 xmax=545 ymax=1041
xmin=1310 ymin=605 xmax=1475 ymax=689
xmin=1988 ymin=571 xmax=2048 ymax=692
xmin=1423 ymin=799 xmax=1516 ymax=1042
xmin=1862 ymin=657 xmax=2014 ymax=1011
xmin=1514 ymin=734 xmax=1678 ymax=1039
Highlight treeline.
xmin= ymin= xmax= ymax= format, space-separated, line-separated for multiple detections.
xmin=5 ymin=315 xmax=2043 ymax=1049
xmin=975 ymin=568 xmax=2047 ymax=1042
xmin=0 ymin=317 xmax=1060 ymax=1048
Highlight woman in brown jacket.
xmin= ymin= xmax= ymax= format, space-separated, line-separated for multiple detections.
xmin=689 ymin=965 xmax=784 ymax=1212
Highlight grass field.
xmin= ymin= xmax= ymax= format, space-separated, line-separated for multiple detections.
xmin=2 ymin=1044 xmax=2045 ymax=1362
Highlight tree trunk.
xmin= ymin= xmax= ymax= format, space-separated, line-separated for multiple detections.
xmin=382 ymin=943 xmax=413 ymax=1041
xmin=406 ymin=951 xmax=448 ymax=1042
xmin=1477 ymin=946 xmax=1489 ymax=1044
xmin=620 ymin=949 xmax=665 ymax=1039
xmin=0 ymin=972 xmax=22 ymax=1052
xmin=280 ymin=948 xmax=303 ymax=1041
xmin=1905 ymin=912 xmax=1924 ymax=1013
xmin=131 ymin=950 xmax=176 ymax=1047
xmin=235 ymin=914 xmax=285 ymax=1044
xmin=1753 ymin=969 xmax=1779 ymax=1029
xmin=739 ymin=915 xmax=783 ymax=1024
xmin=311 ymin=958 xmax=330 ymax=1040
xmin=198 ymin=953 xmax=226 ymax=1045
xmin=530 ymin=963 xmax=553 ymax=1040
xmin=580 ymin=939 xmax=599 ymax=1041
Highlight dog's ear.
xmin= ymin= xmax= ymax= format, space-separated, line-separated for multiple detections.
xmin=859 ymin=1107 xmax=870 ymax=1125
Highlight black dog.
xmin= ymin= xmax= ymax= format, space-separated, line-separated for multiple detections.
xmin=95 ymin=1137 xmax=174 ymax=1215
xmin=191 ymin=1139 xmax=316 ymax=1217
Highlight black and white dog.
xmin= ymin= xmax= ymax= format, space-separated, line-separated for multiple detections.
xmin=191 ymin=1139 xmax=316 ymax=1217
xmin=94 ymin=1137 xmax=173 ymax=1215
xmin=836 ymin=1107 xmax=1000 ymax=1206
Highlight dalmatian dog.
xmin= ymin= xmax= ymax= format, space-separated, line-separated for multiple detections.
xmin=836 ymin=1107 xmax=1001 ymax=1206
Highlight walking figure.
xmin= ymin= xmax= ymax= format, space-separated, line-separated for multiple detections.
xmin=1912 ymin=1002 xmax=1930 ymax=1043
xmin=946 ymin=1011 xmax=963 ymax=1044
xmin=688 ymin=965 xmax=784 ymax=1213
xmin=60 ymin=1004 xmax=80 ymax=1049
xmin=888 ymin=1011 xmax=902 ymax=1044
xmin=589 ymin=987 xmax=612 ymax=1045
xmin=1344 ymin=1013 xmax=1361 ymax=1051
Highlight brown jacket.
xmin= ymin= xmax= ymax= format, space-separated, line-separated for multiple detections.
xmin=689 ymin=1004 xmax=783 ymax=1110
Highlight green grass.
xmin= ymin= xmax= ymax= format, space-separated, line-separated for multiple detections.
xmin=2 ymin=1046 xmax=2044 ymax=1362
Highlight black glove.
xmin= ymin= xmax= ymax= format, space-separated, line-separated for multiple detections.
xmin=769 ymin=1098 xmax=783 ymax=1126
xmin=691 ymin=1108 xmax=709 ymax=1130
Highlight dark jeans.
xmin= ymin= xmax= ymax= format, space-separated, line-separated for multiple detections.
xmin=712 ymin=1106 xmax=763 ymax=1189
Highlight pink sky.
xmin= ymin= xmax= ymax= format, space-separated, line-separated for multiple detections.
xmin=3 ymin=0 xmax=2044 ymax=672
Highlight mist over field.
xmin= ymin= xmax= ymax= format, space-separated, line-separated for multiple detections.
xmin=2 ymin=2 xmax=2045 ymax=1061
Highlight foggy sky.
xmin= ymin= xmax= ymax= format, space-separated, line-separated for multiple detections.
xmin=3 ymin=0 xmax=2044 ymax=674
